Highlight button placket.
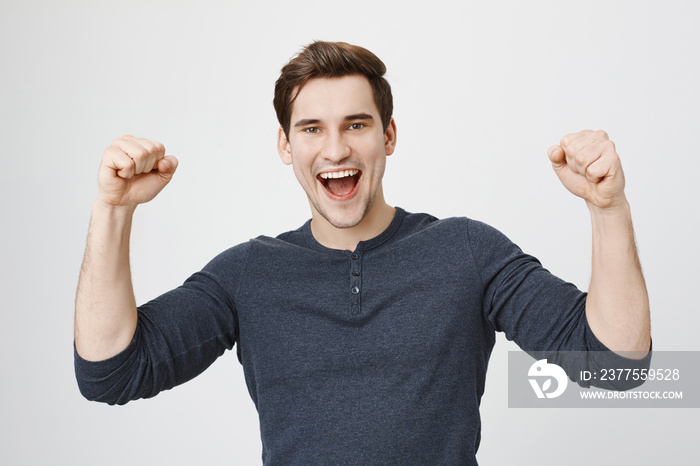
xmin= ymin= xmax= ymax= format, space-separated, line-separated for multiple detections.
xmin=349 ymin=250 xmax=362 ymax=315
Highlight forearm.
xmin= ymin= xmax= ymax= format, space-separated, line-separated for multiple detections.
xmin=585 ymin=198 xmax=651 ymax=355
xmin=74 ymin=200 xmax=139 ymax=361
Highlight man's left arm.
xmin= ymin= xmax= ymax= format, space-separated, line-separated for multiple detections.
xmin=548 ymin=130 xmax=651 ymax=356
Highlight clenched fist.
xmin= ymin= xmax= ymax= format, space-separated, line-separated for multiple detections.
xmin=548 ymin=130 xmax=626 ymax=210
xmin=97 ymin=135 xmax=178 ymax=207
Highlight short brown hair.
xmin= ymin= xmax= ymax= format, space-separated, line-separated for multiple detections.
xmin=273 ymin=41 xmax=393 ymax=137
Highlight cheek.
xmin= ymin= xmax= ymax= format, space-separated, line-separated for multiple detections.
xmin=287 ymin=145 xmax=314 ymax=180
xmin=365 ymin=141 xmax=388 ymax=174
xmin=291 ymin=162 xmax=313 ymax=188
xmin=373 ymin=159 xmax=387 ymax=181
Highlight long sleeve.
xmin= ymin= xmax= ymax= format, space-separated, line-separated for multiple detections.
xmin=466 ymin=218 xmax=651 ymax=388
xmin=74 ymin=243 xmax=249 ymax=405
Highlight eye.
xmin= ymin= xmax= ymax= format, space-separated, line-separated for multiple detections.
xmin=304 ymin=127 xmax=319 ymax=134
xmin=349 ymin=123 xmax=365 ymax=130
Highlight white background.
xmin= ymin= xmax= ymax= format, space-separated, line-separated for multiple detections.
xmin=1 ymin=1 xmax=698 ymax=464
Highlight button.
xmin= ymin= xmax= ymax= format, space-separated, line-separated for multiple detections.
xmin=352 ymin=271 xmax=360 ymax=276
xmin=351 ymin=286 xmax=360 ymax=294
xmin=351 ymin=253 xmax=359 ymax=260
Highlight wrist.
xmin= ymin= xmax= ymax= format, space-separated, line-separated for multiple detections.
xmin=587 ymin=197 xmax=635 ymax=245
xmin=586 ymin=195 xmax=630 ymax=220
xmin=93 ymin=198 xmax=137 ymax=217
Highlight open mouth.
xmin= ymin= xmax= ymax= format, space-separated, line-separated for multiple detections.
xmin=317 ymin=169 xmax=361 ymax=199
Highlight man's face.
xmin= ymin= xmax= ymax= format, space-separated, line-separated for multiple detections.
xmin=278 ymin=75 xmax=396 ymax=230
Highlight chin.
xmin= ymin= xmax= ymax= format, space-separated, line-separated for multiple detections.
xmin=321 ymin=210 xmax=365 ymax=230
xmin=316 ymin=201 xmax=370 ymax=230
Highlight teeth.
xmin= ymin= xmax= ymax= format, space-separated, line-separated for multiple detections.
xmin=319 ymin=169 xmax=359 ymax=179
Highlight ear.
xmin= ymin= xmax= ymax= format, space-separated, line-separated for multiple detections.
xmin=384 ymin=118 xmax=397 ymax=156
xmin=277 ymin=127 xmax=293 ymax=165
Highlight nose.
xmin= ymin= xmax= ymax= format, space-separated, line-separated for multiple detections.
xmin=322 ymin=129 xmax=351 ymax=163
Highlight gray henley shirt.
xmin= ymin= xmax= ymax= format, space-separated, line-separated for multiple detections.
xmin=75 ymin=208 xmax=650 ymax=465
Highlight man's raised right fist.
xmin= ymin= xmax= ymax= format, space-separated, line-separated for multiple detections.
xmin=97 ymin=135 xmax=178 ymax=207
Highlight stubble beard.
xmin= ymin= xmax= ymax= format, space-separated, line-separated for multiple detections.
xmin=311 ymin=188 xmax=377 ymax=230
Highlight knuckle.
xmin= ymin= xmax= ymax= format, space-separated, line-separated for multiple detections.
xmin=568 ymin=139 xmax=585 ymax=153
xmin=139 ymin=139 xmax=156 ymax=153
xmin=103 ymin=146 xmax=122 ymax=160
xmin=595 ymin=129 xmax=609 ymax=139
xmin=132 ymin=146 xmax=148 ymax=160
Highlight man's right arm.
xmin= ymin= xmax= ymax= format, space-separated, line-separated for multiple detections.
xmin=74 ymin=135 xmax=178 ymax=361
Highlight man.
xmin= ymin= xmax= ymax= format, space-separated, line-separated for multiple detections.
xmin=75 ymin=41 xmax=651 ymax=465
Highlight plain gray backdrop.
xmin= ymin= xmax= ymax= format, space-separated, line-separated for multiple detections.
xmin=1 ymin=0 xmax=698 ymax=464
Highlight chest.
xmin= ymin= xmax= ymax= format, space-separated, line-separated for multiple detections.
xmin=235 ymin=241 xmax=492 ymax=394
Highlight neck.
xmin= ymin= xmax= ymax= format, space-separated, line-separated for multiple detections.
xmin=310 ymin=195 xmax=395 ymax=251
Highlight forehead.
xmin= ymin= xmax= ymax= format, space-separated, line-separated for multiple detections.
xmin=291 ymin=75 xmax=379 ymax=121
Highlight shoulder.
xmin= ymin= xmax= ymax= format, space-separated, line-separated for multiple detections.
xmin=274 ymin=221 xmax=308 ymax=245
xmin=200 ymin=241 xmax=254 ymax=276
xmin=400 ymin=209 xmax=502 ymax=242
xmin=398 ymin=210 xmax=521 ymax=261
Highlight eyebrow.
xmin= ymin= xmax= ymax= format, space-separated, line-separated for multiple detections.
xmin=294 ymin=118 xmax=321 ymax=128
xmin=293 ymin=113 xmax=374 ymax=128
xmin=344 ymin=113 xmax=374 ymax=122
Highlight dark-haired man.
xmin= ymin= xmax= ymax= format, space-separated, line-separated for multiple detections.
xmin=75 ymin=41 xmax=651 ymax=465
